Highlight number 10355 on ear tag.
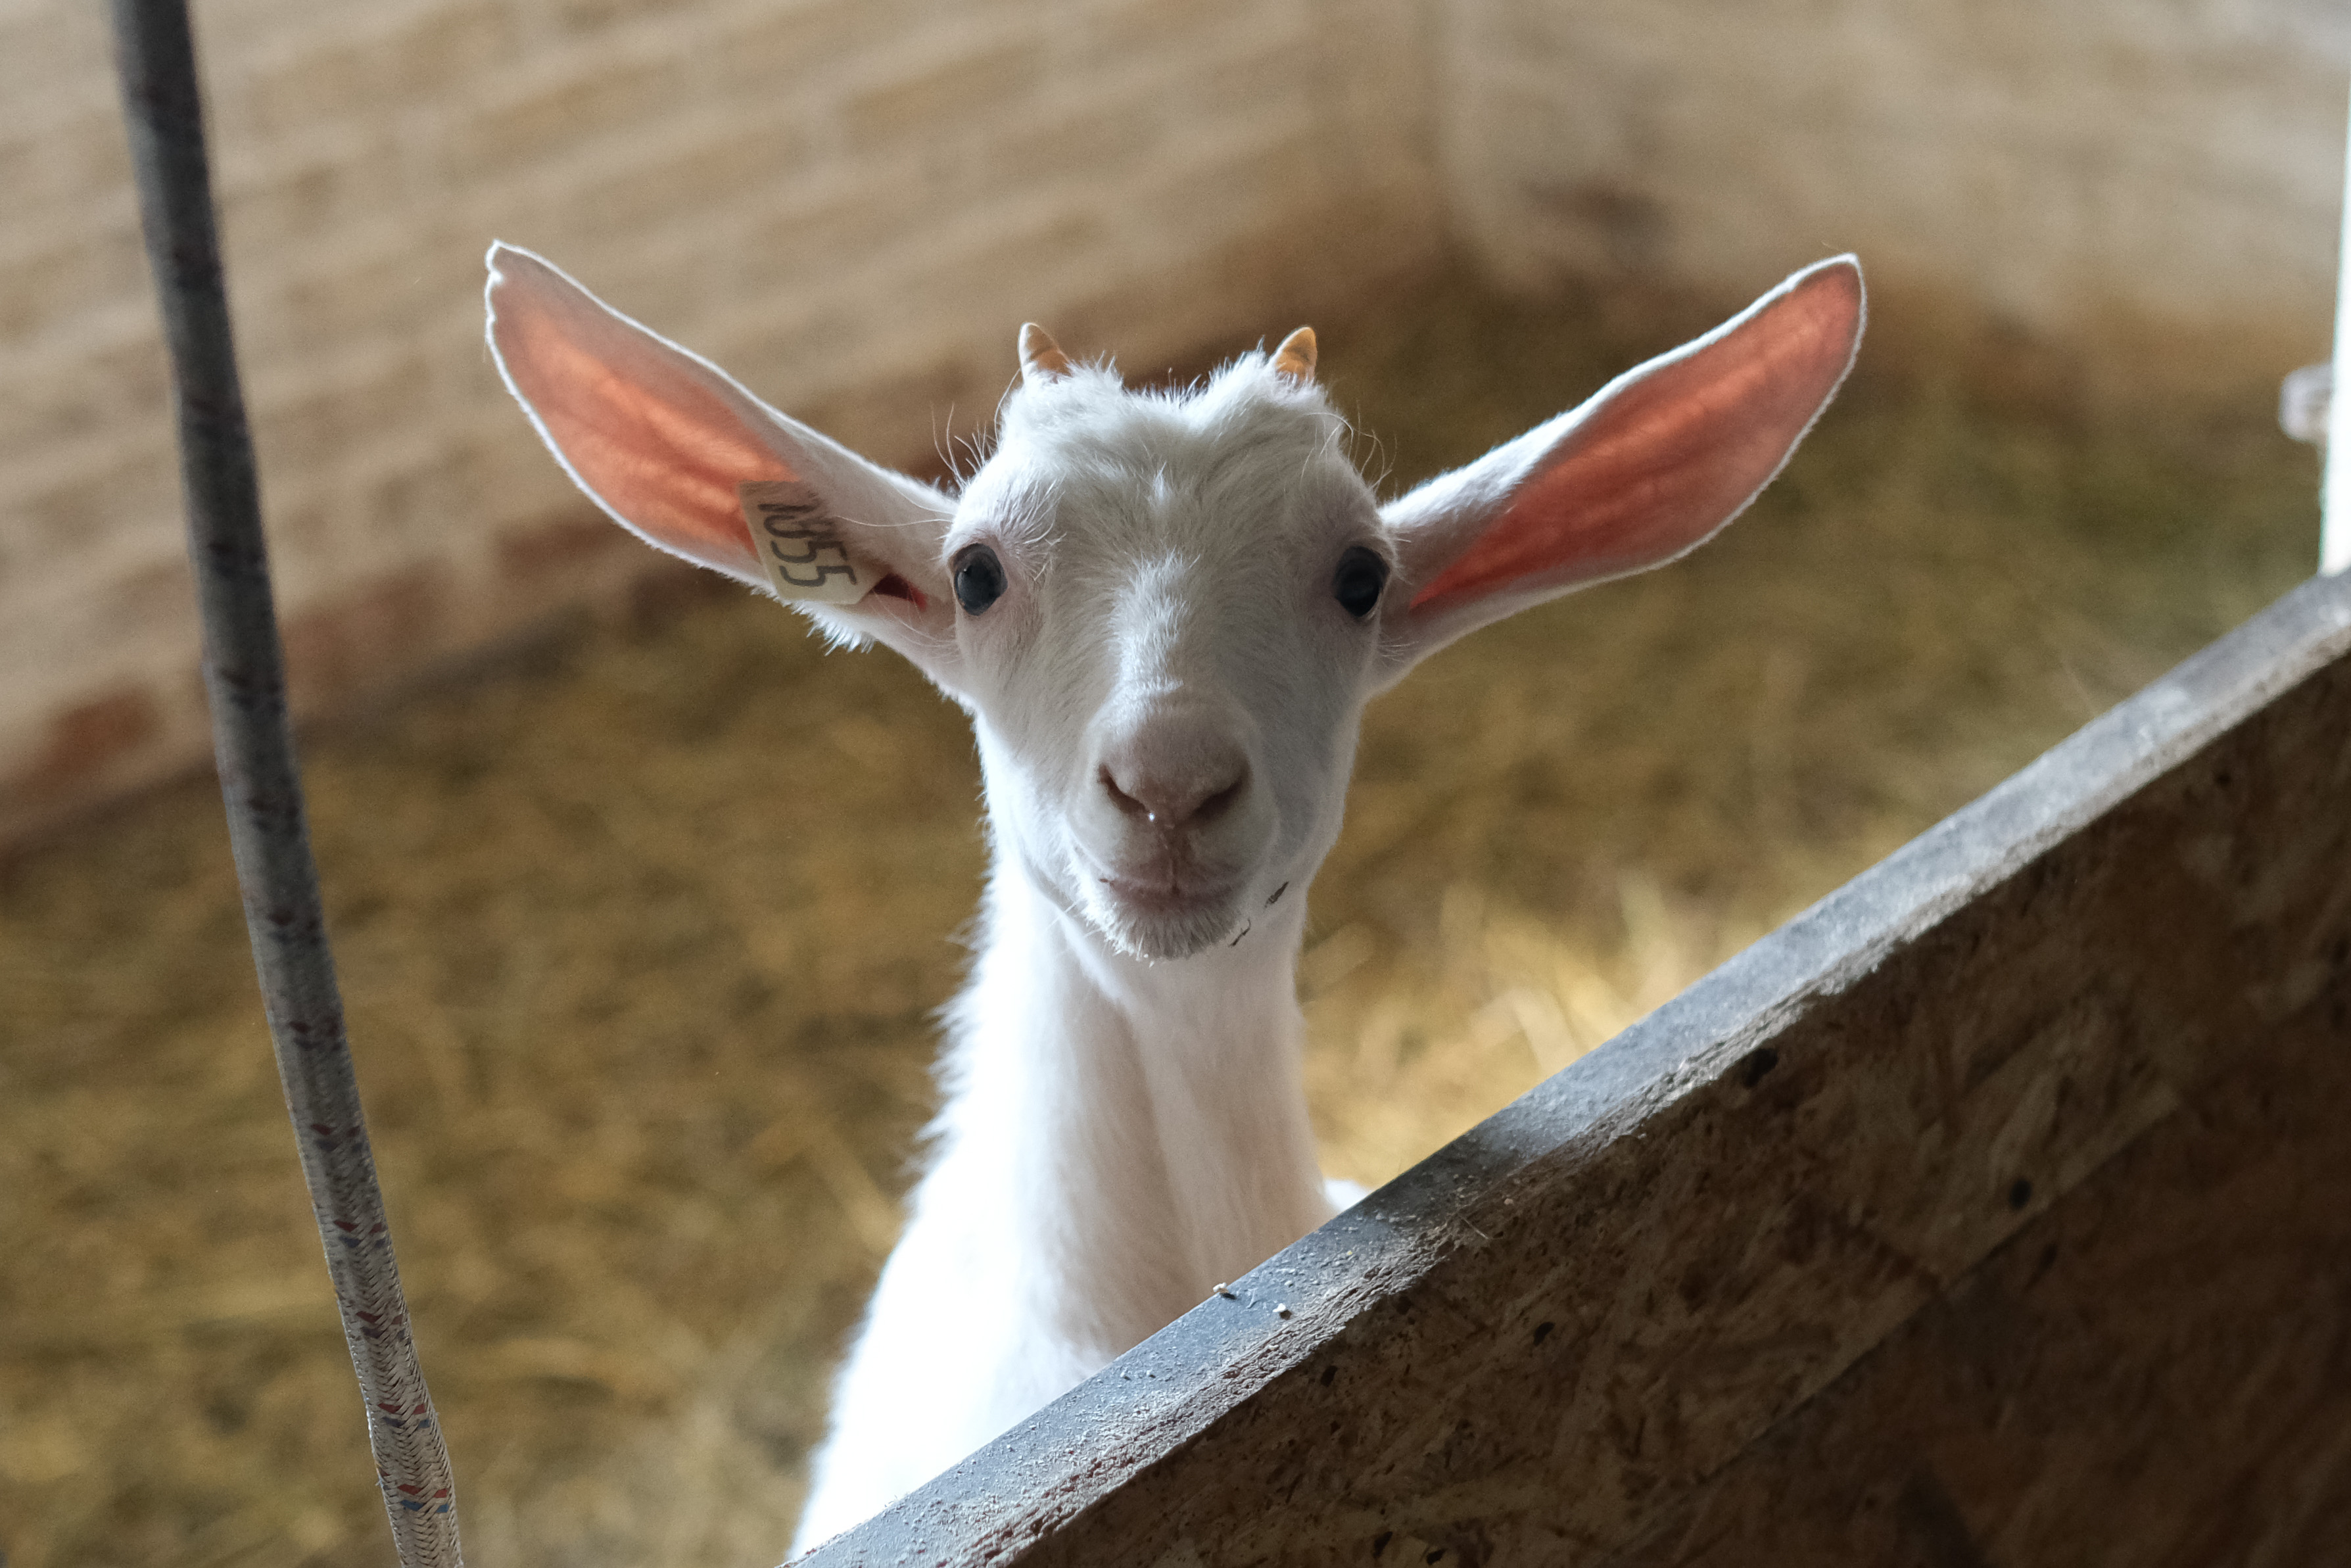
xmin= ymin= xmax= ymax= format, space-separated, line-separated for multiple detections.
xmin=738 ymin=479 xmax=872 ymax=605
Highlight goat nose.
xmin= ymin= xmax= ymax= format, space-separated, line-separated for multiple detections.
xmin=1098 ymin=741 xmax=1250 ymax=830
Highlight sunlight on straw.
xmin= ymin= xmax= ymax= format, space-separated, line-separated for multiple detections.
xmin=1305 ymin=870 xmax=1733 ymax=1185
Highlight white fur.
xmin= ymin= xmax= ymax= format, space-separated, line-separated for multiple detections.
xmin=792 ymin=362 xmax=1371 ymax=1549
xmin=479 ymin=244 xmax=1864 ymax=1557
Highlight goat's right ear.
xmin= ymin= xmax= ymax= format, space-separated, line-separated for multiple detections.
xmin=484 ymin=242 xmax=960 ymax=678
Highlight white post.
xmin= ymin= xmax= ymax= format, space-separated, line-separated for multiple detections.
xmin=2325 ymin=76 xmax=2351 ymax=575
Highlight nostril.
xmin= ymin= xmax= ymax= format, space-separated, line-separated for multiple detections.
xmin=1098 ymin=759 xmax=1249 ymax=828
xmin=1191 ymin=767 xmax=1248 ymax=825
xmin=1099 ymin=765 xmax=1150 ymax=821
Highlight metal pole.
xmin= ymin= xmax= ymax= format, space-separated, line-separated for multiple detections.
xmin=2325 ymin=74 xmax=2351 ymax=575
xmin=108 ymin=5 xmax=462 ymax=1565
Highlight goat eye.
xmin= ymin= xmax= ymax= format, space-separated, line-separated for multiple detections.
xmin=1331 ymin=546 xmax=1389 ymax=619
xmin=953 ymin=544 xmax=1007 ymax=615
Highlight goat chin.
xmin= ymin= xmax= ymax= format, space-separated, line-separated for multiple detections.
xmin=1083 ymin=884 xmax=1248 ymax=961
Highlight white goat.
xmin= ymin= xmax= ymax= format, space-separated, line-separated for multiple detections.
xmin=484 ymin=247 xmax=1864 ymax=1552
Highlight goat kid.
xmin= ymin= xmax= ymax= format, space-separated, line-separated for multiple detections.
xmin=485 ymin=247 xmax=1864 ymax=1552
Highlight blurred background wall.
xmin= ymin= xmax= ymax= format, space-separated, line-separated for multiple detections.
xmin=1450 ymin=0 xmax=2351 ymax=344
xmin=3 ymin=0 xmax=2346 ymax=844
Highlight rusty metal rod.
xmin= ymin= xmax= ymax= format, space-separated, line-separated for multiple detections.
xmin=108 ymin=4 xmax=462 ymax=1564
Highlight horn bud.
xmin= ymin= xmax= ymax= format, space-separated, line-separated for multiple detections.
xmin=1271 ymin=326 xmax=1317 ymax=383
xmin=1020 ymin=323 xmax=1072 ymax=384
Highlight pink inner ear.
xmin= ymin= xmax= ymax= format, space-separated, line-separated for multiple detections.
xmin=1412 ymin=266 xmax=1861 ymax=610
xmin=499 ymin=285 xmax=788 ymax=564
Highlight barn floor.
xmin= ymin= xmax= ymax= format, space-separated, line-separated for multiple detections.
xmin=0 ymin=264 xmax=2317 ymax=1568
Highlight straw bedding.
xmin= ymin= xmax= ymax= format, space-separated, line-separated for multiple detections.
xmin=0 ymin=266 xmax=2315 ymax=1566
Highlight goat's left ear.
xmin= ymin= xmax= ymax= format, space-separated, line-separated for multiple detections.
xmin=1376 ymin=256 xmax=1863 ymax=682
xmin=484 ymin=243 xmax=961 ymax=682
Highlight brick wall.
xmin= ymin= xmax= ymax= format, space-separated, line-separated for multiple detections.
xmin=4 ymin=0 xmax=2345 ymax=842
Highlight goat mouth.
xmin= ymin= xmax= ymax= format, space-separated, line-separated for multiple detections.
xmin=1077 ymin=863 xmax=1247 ymax=960
xmin=1095 ymin=872 xmax=1239 ymax=916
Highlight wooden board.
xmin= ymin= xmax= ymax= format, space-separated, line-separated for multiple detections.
xmin=808 ymin=570 xmax=2351 ymax=1567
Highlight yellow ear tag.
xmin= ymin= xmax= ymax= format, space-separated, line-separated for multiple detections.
xmin=737 ymin=479 xmax=873 ymax=605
